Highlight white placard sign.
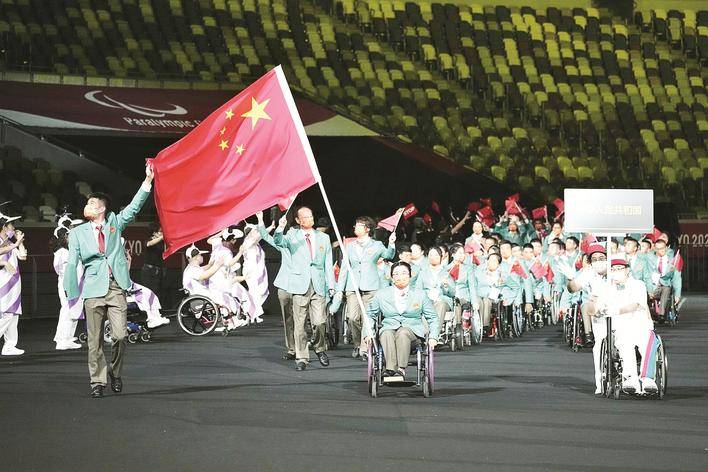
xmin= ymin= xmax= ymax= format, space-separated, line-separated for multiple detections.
xmin=563 ymin=188 xmax=654 ymax=234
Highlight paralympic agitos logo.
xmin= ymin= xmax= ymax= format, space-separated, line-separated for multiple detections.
xmin=84 ymin=90 xmax=188 ymax=118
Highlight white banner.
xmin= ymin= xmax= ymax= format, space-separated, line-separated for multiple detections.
xmin=564 ymin=188 xmax=654 ymax=233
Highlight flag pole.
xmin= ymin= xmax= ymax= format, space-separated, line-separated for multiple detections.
xmin=315 ymin=179 xmax=374 ymax=341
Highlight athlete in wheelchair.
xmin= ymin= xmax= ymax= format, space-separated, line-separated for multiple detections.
xmin=644 ymin=239 xmax=682 ymax=326
xmin=175 ymin=245 xmax=244 ymax=336
xmin=363 ymin=261 xmax=439 ymax=397
xmin=593 ymin=255 xmax=667 ymax=397
xmin=415 ymin=246 xmax=455 ymax=350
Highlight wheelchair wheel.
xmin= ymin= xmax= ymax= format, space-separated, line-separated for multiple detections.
xmin=600 ymin=338 xmax=610 ymax=397
xmin=427 ymin=345 xmax=435 ymax=394
xmin=454 ymin=326 xmax=464 ymax=350
xmin=177 ymin=295 xmax=220 ymax=336
xmin=471 ymin=309 xmax=483 ymax=345
xmin=140 ymin=330 xmax=151 ymax=343
xmin=103 ymin=321 xmax=112 ymax=344
xmin=655 ymin=340 xmax=668 ymax=399
xmin=127 ymin=332 xmax=139 ymax=344
xmin=367 ymin=344 xmax=374 ymax=392
xmin=422 ymin=375 xmax=431 ymax=397
xmin=512 ymin=306 xmax=524 ymax=338
xmin=78 ymin=332 xmax=88 ymax=343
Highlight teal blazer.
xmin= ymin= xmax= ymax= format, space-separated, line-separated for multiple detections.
xmin=499 ymin=258 xmax=534 ymax=305
xmin=336 ymin=238 xmax=395 ymax=292
xmin=447 ymin=262 xmax=478 ymax=302
xmin=64 ymin=187 xmax=150 ymax=299
xmin=365 ymin=285 xmax=440 ymax=340
xmin=258 ymin=224 xmax=292 ymax=291
xmin=414 ymin=264 xmax=456 ymax=307
xmin=272 ymin=228 xmax=334 ymax=296
xmin=643 ymin=253 xmax=682 ymax=298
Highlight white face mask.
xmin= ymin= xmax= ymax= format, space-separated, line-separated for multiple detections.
xmin=611 ymin=270 xmax=628 ymax=283
xmin=591 ymin=261 xmax=606 ymax=274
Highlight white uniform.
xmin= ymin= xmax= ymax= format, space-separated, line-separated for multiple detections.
xmin=596 ymin=278 xmax=653 ymax=389
xmin=0 ymin=241 xmax=23 ymax=354
xmin=241 ymin=243 xmax=268 ymax=320
xmin=53 ymin=247 xmax=84 ymax=347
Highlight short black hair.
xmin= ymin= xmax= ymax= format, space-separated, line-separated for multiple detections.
xmin=450 ymin=242 xmax=464 ymax=253
xmin=499 ymin=239 xmax=512 ymax=249
xmin=488 ymin=245 xmax=500 ymax=254
xmin=529 ymin=238 xmax=542 ymax=245
xmin=390 ymin=261 xmax=412 ymax=277
xmin=522 ymin=243 xmax=534 ymax=250
xmin=487 ymin=253 xmax=502 ymax=263
xmin=549 ymin=239 xmax=562 ymax=249
xmin=426 ymin=246 xmax=442 ymax=258
xmin=566 ymin=236 xmax=579 ymax=246
xmin=397 ymin=243 xmax=411 ymax=254
xmin=87 ymin=192 xmax=111 ymax=213
xmin=355 ymin=216 xmax=376 ymax=232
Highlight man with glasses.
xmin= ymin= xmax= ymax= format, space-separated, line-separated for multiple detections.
xmin=273 ymin=207 xmax=335 ymax=371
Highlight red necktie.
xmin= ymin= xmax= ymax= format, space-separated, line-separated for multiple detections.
xmin=658 ymin=256 xmax=663 ymax=274
xmin=97 ymin=225 xmax=106 ymax=253
xmin=305 ymin=233 xmax=313 ymax=259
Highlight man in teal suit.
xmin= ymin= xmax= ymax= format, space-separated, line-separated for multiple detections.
xmin=64 ymin=163 xmax=153 ymax=398
xmin=333 ymin=216 xmax=396 ymax=359
xmin=273 ymin=206 xmax=335 ymax=371
xmin=364 ymin=261 xmax=439 ymax=378
xmin=644 ymin=239 xmax=682 ymax=320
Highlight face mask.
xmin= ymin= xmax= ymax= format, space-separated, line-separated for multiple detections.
xmin=611 ymin=270 xmax=627 ymax=283
xmin=591 ymin=261 xmax=606 ymax=274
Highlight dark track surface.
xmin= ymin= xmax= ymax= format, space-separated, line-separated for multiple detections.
xmin=2 ymin=296 xmax=707 ymax=472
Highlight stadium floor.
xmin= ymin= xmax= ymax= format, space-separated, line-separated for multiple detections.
xmin=2 ymin=296 xmax=708 ymax=472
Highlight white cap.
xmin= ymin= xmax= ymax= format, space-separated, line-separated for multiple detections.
xmin=220 ymin=228 xmax=244 ymax=240
xmin=186 ymin=244 xmax=209 ymax=260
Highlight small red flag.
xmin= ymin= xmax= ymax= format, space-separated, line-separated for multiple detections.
xmin=153 ymin=66 xmax=319 ymax=258
xmin=448 ymin=264 xmax=460 ymax=280
xmin=553 ymin=198 xmax=564 ymax=219
xmin=580 ymin=234 xmax=598 ymax=254
xmin=377 ymin=209 xmax=404 ymax=232
xmin=422 ymin=213 xmax=432 ymax=224
xmin=673 ymin=250 xmax=684 ymax=272
xmin=464 ymin=240 xmax=482 ymax=254
xmin=333 ymin=261 xmax=340 ymax=282
xmin=467 ymin=202 xmax=481 ymax=212
xmin=277 ymin=192 xmax=298 ymax=211
xmin=402 ymin=203 xmax=418 ymax=220
xmin=505 ymin=198 xmax=523 ymax=216
xmin=476 ymin=206 xmax=495 ymax=226
xmin=532 ymin=206 xmax=547 ymax=220
xmin=544 ymin=262 xmax=554 ymax=283
xmin=511 ymin=260 xmax=528 ymax=279
xmin=431 ymin=200 xmax=441 ymax=214
xmin=529 ymin=259 xmax=546 ymax=279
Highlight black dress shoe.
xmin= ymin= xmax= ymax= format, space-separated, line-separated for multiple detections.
xmin=282 ymin=352 xmax=296 ymax=360
xmin=383 ymin=369 xmax=397 ymax=378
xmin=109 ymin=372 xmax=122 ymax=393
xmin=584 ymin=333 xmax=595 ymax=348
xmin=90 ymin=385 xmax=104 ymax=398
xmin=295 ymin=361 xmax=307 ymax=371
xmin=316 ymin=351 xmax=329 ymax=366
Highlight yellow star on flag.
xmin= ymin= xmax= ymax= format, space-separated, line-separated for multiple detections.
xmin=235 ymin=144 xmax=245 ymax=156
xmin=218 ymin=139 xmax=229 ymax=151
xmin=225 ymin=109 xmax=234 ymax=120
xmin=241 ymin=97 xmax=271 ymax=129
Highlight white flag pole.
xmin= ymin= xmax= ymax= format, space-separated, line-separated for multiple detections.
xmin=274 ymin=65 xmax=374 ymax=340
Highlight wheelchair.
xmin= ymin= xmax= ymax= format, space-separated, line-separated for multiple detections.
xmin=438 ymin=298 xmax=464 ymax=351
xmin=564 ymin=302 xmax=585 ymax=352
xmin=549 ymin=290 xmax=562 ymax=326
xmin=485 ymin=298 xmax=504 ymax=341
xmin=460 ymin=303 xmax=483 ymax=347
xmin=102 ymin=299 xmax=153 ymax=344
xmin=366 ymin=315 xmax=435 ymax=398
xmin=600 ymin=316 xmax=668 ymax=400
xmin=650 ymin=286 xmax=679 ymax=326
xmin=175 ymin=289 xmax=241 ymax=337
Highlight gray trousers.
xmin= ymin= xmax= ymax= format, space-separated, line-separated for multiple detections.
xmin=278 ymin=289 xmax=295 ymax=354
xmin=292 ymin=284 xmax=327 ymax=362
xmin=84 ymin=279 xmax=127 ymax=387
xmin=480 ymin=297 xmax=492 ymax=327
xmin=380 ymin=327 xmax=417 ymax=371
xmin=652 ymin=286 xmax=672 ymax=316
xmin=345 ymin=290 xmax=375 ymax=350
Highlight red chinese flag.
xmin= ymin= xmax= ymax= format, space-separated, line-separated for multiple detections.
xmin=402 ymin=203 xmax=418 ymax=220
xmin=511 ymin=260 xmax=528 ymax=279
xmin=553 ymin=198 xmax=564 ymax=218
xmin=377 ymin=209 xmax=404 ymax=232
xmin=467 ymin=202 xmax=481 ymax=212
xmin=673 ymin=250 xmax=684 ymax=272
xmin=333 ymin=261 xmax=340 ymax=282
xmin=505 ymin=198 xmax=523 ymax=216
xmin=529 ymin=259 xmax=545 ymax=279
xmin=476 ymin=206 xmax=495 ymax=226
xmin=448 ymin=263 xmax=460 ymax=281
xmin=277 ymin=192 xmax=298 ymax=211
xmin=431 ymin=200 xmax=441 ymax=214
xmin=532 ymin=206 xmax=547 ymax=220
xmin=153 ymin=66 xmax=319 ymax=258
xmin=544 ymin=262 xmax=554 ymax=283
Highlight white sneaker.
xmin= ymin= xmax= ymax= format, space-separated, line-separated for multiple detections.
xmin=253 ymin=316 xmax=264 ymax=324
xmin=215 ymin=326 xmax=226 ymax=332
xmin=642 ymin=377 xmax=658 ymax=393
xmin=623 ymin=377 xmax=641 ymax=393
xmin=56 ymin=341 xmax=82 ymax=350
xmin=147 ymin=317 xmax=170 ymax=329
xmin=232 ymin=317 xmax=248 ymax=328
xmin=594 ymin=387 xmax=602 ymax=395
xmin=2 ymin=346 xmax=24 ymax=356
